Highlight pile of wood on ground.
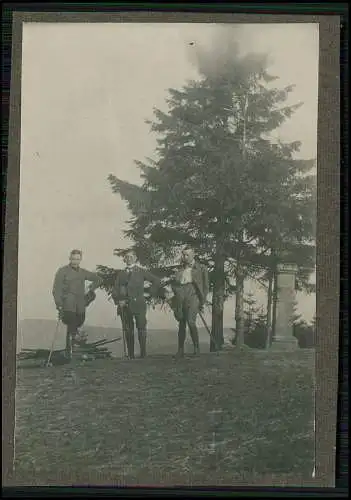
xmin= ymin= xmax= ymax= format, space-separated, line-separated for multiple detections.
xmin=17 ymin=333 xmax=122 ymax=367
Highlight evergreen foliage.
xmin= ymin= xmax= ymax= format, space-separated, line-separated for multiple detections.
xmin=100 ymin=45 xmax=316 ymax=349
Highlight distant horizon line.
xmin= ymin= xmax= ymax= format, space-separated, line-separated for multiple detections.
xmin=18 ymin=317 xmax=236 ymax=331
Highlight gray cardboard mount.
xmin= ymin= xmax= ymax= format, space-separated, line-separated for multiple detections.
xmin=2 ymin=11 xmax=341 ymax=488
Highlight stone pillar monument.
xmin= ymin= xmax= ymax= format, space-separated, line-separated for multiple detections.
xmin=271 ymin=263 xmax=299 ymax=350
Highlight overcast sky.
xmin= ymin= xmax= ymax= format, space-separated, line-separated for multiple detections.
xmin=18 ymin=22 xmax=319 ymax=329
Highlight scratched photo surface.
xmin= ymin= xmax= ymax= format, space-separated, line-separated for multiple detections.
xmin=15 ymin=22 xmax=318 ymax=486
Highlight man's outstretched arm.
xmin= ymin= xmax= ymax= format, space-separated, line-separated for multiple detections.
xmin=84 ymin=269 xmax=102 ymax=291
xmin=143 ymin=269 xmax=166 ymax=299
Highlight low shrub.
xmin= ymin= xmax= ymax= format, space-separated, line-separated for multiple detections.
xmin=293 ymin=320 xmax=315 ymax=349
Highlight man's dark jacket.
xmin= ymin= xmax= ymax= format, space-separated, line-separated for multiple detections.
xmin=52 ymin=265 xmax=101 ymax=314
xmin=170 ymin=261 xmax=209 ymax=318
xmin=111 ymin=266 xmax=164 ymax=316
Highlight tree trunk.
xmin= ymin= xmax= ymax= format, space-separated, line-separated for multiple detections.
xmin=235 ymin=264 xmax=245 ymax=347
xmin=233 ymin=91 xmax=249 ymax=349
xmin=210 ymin=248 xmax=225 ymax=352
xmin=265 ymin=270 xmax=274 ymax=349
xmin=271 ymin=269 xmax=278 ymax=340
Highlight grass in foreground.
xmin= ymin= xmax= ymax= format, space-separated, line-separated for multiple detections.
xmin=13 ymin=349 xmax=315 ymax=487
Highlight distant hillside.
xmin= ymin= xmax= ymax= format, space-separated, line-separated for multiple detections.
xmin=17 ymin=319 xmax=111 ymax=351
xmin=18 ymin=318 xmax=120 ymax=347
xmin=17 ymin=318 xmax=235 ymax=357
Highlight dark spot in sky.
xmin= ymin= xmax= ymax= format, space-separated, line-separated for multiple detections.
xmin=189 ymin=42 xmax=195 ymax=46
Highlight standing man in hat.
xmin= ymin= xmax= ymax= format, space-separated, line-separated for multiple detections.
xmin=111 ymin=250 xmax=164 ymax=359
xmin=52 ymin=249 xmax=102 ymax=359
xmin=166 ymin=247 xmax=209 ymax=358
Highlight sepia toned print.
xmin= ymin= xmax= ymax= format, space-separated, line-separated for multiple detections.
xmin=4 ymin=16 xmax=339 ymax=488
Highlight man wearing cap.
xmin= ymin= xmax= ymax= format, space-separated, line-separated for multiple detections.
xmin=166 ymin=247 xmax=209 ymax=358
xmin=52 ymin=249 xmax=102 ymax=359
xmin=111 ymin=251 xmax=164 ymax=359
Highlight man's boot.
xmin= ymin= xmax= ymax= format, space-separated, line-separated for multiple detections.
xmin=193 ymin=345 xmax=200 ymax=356
xmin=189 ymin=324 xmax=200 ymax=356
xmin=126 ymin=331 xmax=135 ymax=359
xmin=65 ymin=330 xmax=73 ymax=361
xmin=138 ymin=329 xmax=147 ymax=358
xmin=129 ymin=343 xmax=135 ymax=359
xmin=175 ymin=347 xmax=185 ymax=359
xmin=176 ymin=320 xmax=186 ymax=358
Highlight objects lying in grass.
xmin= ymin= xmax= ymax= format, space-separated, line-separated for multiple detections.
xmin=17 ymin=336 xmax=122 ymax=367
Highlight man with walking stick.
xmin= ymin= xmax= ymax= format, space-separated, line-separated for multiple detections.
xmin=111 ymin=251 xmax=164 ymax=360
xmin=165 ymin=247 xmax=209 ymax=358
xmin=52 ymin=249 xmax=102 ymax=360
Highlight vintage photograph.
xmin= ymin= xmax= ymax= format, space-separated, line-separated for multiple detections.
xmin=15 ymin=21 xmax=318 ymax=486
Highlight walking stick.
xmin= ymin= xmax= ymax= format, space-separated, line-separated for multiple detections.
xmin=165 ymin=293 xmax=219 ymax=351
xmin=198 ymin=310 xmax=220 ymax=351
xmin=190 ymin=281 xmax=220 ymax=352
xmin=46 ymin=317 xmax=61 ymax=367
xmin=120 ymin=306 xmax=128 ymax=358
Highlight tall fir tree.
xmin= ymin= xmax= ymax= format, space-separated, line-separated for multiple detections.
xmin=102 ymin=46 xmax=316 ymax=350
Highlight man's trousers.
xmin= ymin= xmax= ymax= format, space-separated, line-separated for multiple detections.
xmin=61 ymin=310 xmax=86 ymax=356
xmin=119 ymin=305 xmax=147 ymax=359
xmin=175 ymin=283 xmax=200 ymax=351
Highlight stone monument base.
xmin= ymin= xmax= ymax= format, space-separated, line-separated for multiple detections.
xmin=270 ymin=335 xmax=299 ymax=351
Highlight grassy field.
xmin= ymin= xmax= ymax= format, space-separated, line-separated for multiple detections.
xmin=14 ymin=348 xmax=315 ymax=487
